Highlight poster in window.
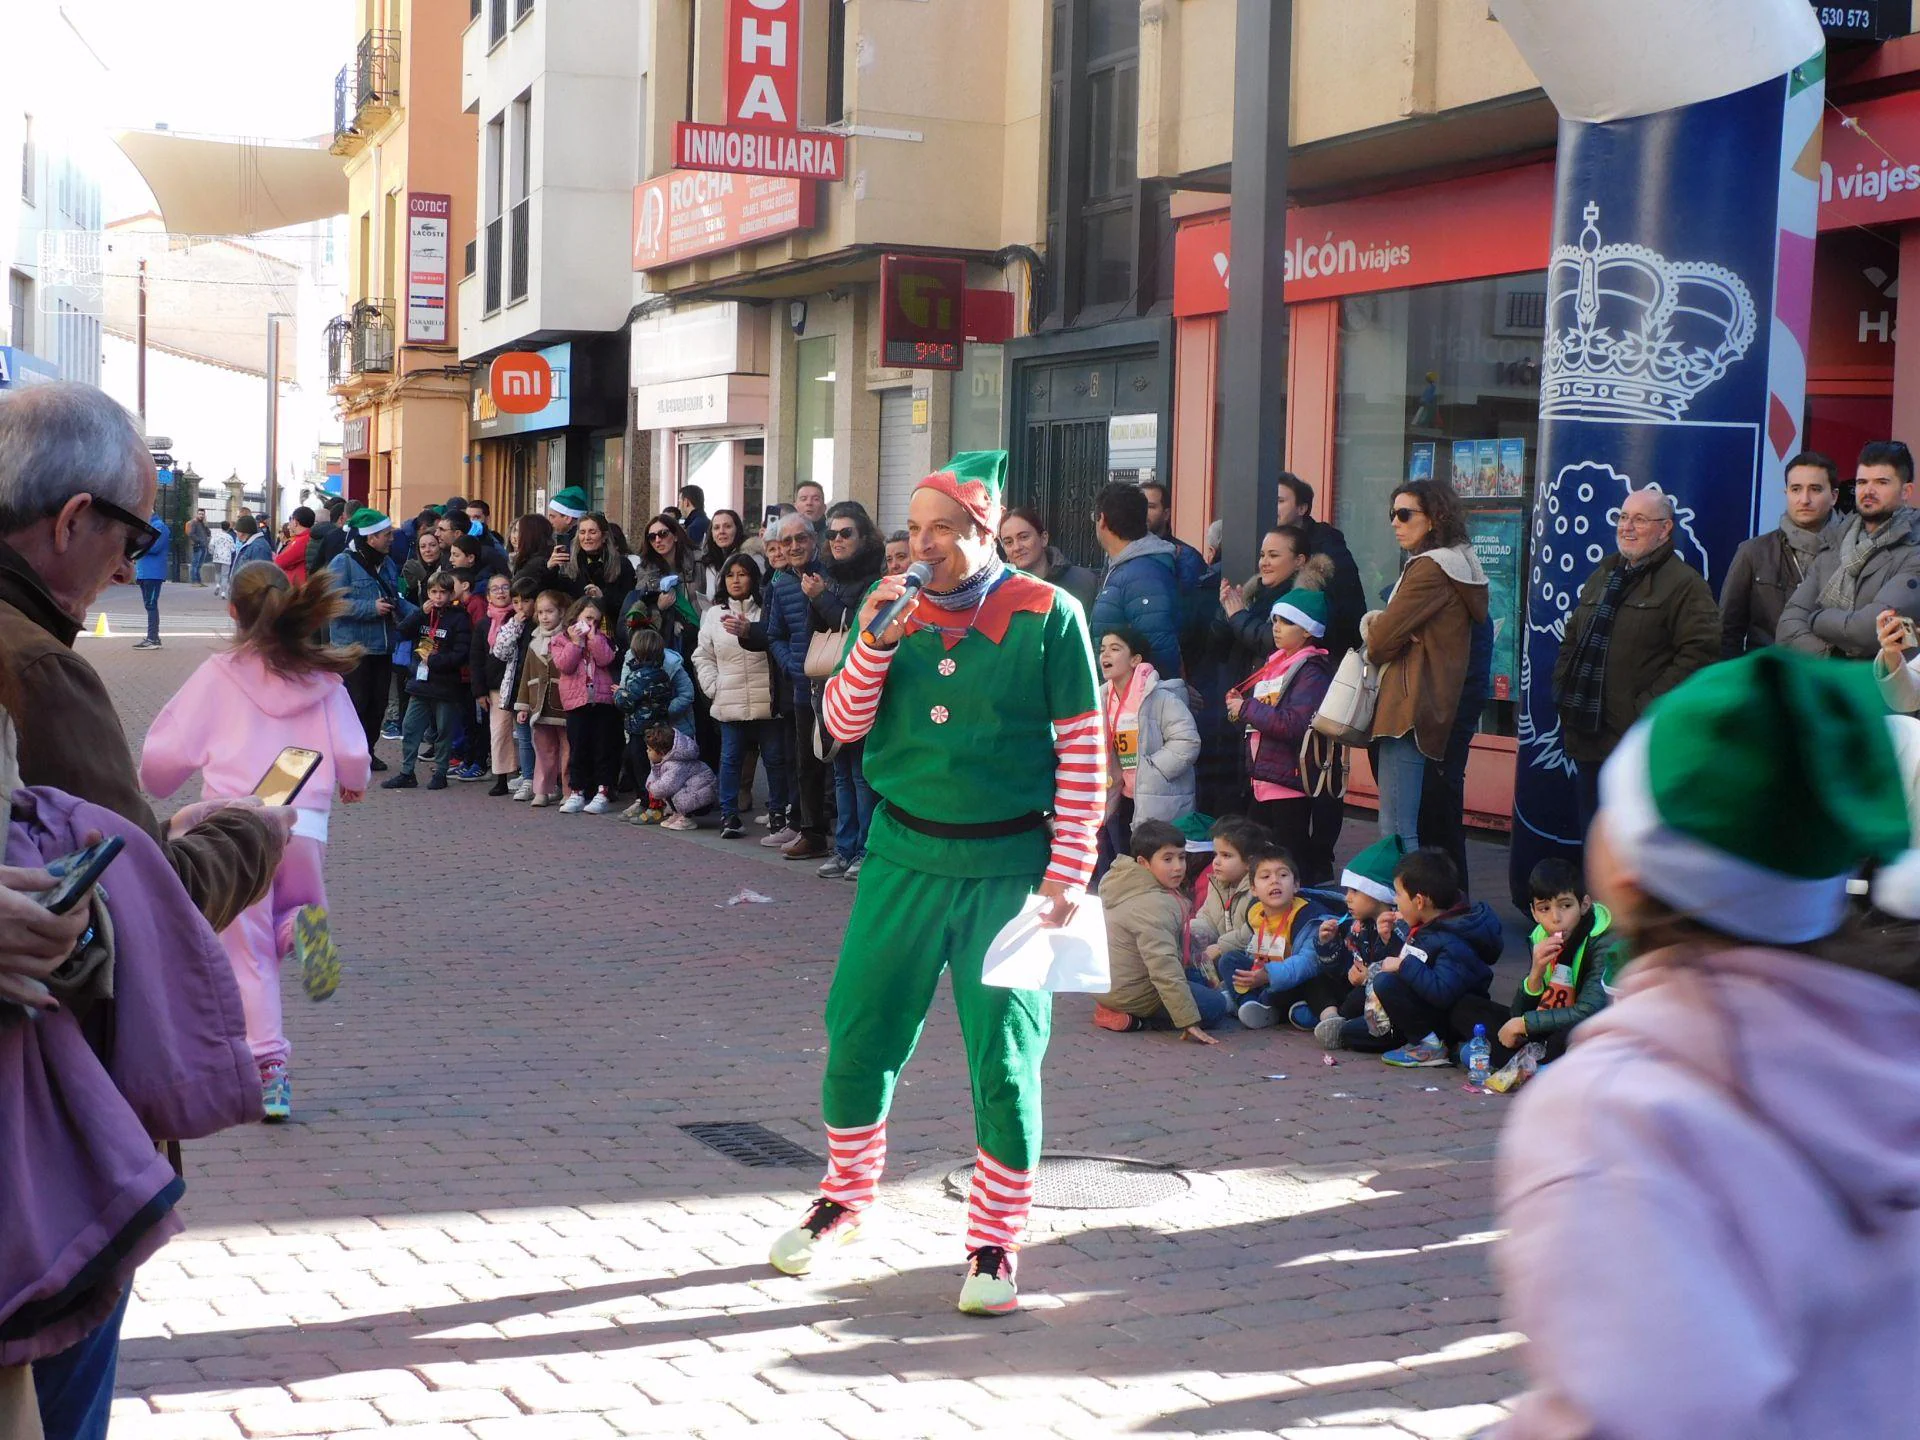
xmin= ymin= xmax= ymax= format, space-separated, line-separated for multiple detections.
xmin=1451 ymin=441 xmax=1477 ymax=492
xmin=1475 ymin=440 xmax=1500 ymax=498
xmin=1407 ymin=442 xmax=1435 ymax=484
xmin=1469 ymin=507 xmax=1523 ymax=702
xmin=1497 ymin=437 xmax=1527 ymax=498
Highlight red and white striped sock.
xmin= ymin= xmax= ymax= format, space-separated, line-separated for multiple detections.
xmin=965 ymin=1149 xmax=1035 ymax=1252
xmin=819 ymin=1121 xmax=887 ymax=1213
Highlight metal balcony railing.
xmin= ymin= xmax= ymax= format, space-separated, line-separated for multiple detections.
xmin=327 ymin=300 xmax=395 ymax=385
xmin=329 ymin=28 xmax=402 ymax=154
xmin=508 ymin=198 xmax=530 ymax=304
xmin=484 ymin=217 xmax=503 ymax=314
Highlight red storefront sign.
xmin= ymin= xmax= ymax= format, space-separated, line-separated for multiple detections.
xmin=489 ymin=353 xmax=554 ymax=416
xmin=631 ymin=169 xmax=816 ymax=271
xmin=726 ymin=0 xmax=801 ymax=128
xmin=1174 ymin=164 xmax=1558 ymax=316
xmin=880 ymin=255 xmax=967 ymax=370
xmin=673 ymin=121 xmax=845 ymax=181
xmin=1819 ymin=90 xmax=1920 ymax=231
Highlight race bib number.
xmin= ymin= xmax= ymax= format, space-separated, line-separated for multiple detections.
xmin=1114 ymin=726 xmax=1140 ymax=771
xmin=415 ymin=658 xmax=430 ymax=682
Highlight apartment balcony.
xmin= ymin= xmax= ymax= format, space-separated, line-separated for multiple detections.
xmin=326 ymin=300 xmax=396 ymax=389
xmin=329 ymin=28 xmax=402 ymax=157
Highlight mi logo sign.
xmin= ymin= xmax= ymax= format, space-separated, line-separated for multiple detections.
xmin=490 ymin=352 xmax=554 ymax=416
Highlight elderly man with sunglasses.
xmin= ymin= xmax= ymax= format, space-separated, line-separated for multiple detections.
xmin=0 ymin=383 xmax=289 ymax=931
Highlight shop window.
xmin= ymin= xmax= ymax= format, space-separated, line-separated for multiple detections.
xmin=1333 ymin=273 xmax=1546 ymax=736
xmin=953 ymin=344 xmax=1005 ymax=453
xmin=793 ymin=335 xmax=837 ymax=498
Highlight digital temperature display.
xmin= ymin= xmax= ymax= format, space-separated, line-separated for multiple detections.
xmin=884 ymin=338 xmax=962 ymax=371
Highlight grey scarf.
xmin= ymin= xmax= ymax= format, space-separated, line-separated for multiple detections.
xmin=1777 ymin=512 xmax=1832 ymax=589
xmin=1818 ymin=508 xmax=1915 ymax=612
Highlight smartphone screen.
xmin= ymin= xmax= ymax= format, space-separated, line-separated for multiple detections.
xmin=253 ymin=747 xmax=323 ymax=806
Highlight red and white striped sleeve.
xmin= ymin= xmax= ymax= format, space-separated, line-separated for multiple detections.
xmin=1046 ymin=709 xmax=1105 ymax=888
xmin=822 ymin=636 xmax=897 ymax=743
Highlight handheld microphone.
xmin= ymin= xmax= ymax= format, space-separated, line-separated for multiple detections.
xmin=864 ymin=562 xmax=933 ymax=644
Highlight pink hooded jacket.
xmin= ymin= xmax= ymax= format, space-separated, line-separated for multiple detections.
xmin=139 ymin=650 xmax=370 ymax=844
xmin=549 ymin=626 xmax=616 ymax=710
xmin=1496 ymin=944 xmax=1920 ymax=1439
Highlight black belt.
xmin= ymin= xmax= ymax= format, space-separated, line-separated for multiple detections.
xmin=883 ymin=800 xmax=1046 ymax=840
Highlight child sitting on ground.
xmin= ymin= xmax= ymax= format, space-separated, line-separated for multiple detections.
xmin=1451 ymin=857 xmax=1624 ymax=1071
xmin=1220 ymin=847 xmax=1333 ymax=1029
xmin=1188 ymin=816 xmax=1268 ymax=986
xmin=1328 ymin=847 xmax=1502 ymax=1066
xmin=1308 ymin=835 xmax=1411 ymax=1048
xmin=1093 ymin=819 xmax=1227 ymax=1043
xmin=642 ymin=723 xmax=718 ymax=830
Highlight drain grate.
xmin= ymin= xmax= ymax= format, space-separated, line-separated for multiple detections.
xmin=678 ymin=1122 xmax=823 ymax=1170
xmin=945 ymin=1152 xmax=1192 ymax=1211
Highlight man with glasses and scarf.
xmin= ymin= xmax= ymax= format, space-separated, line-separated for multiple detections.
xmin=767 ymin=452 xmax=1103 ymax=1318
xmin=1778 ymin=440 xmax=1920 ymax=661
xmin=1553 ymin=486 xmax=1718 ymax=838
xmin=0 ymin=381 xmax=289 ymax=1440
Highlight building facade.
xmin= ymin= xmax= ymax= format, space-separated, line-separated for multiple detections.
xmin=457 ymin=0 xmax=639 ymax=528
xmin=329 ymin=0 xmax=478 ymax=520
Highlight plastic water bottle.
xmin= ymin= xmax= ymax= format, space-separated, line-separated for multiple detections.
xmin=1465 ymin=1025 xmax=1492 ymax=1088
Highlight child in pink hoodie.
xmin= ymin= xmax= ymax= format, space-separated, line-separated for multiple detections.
xmin=549 ymin=596 xmax=620 ymax=814
xmin=140 ymin=563 xmax=370 ymax=1123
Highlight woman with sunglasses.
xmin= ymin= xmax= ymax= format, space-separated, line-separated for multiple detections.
xmin=806 ymin=502 xmax=888 ymax=879
xmin=628 ymin=511 xmax=703 ymax=653
xmin=1362 ymin=479 xmax=1487 ymax=853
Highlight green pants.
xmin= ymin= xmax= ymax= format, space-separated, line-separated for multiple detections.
xmin=822 ymin=852 xmax=1052 ymax=1171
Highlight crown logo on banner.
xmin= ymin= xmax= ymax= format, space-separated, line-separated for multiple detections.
xmin=1541 ymin=203 xmax=1757 ymax=423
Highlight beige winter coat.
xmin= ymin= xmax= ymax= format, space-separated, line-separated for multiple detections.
xmin=694 ymin=600 xmax=775 ymax=723
xmin=1097 ymin=856 xmax=1199 ymax=1030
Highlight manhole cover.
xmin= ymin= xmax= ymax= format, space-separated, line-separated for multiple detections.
xmin=944 ymin=1152 xmax=1192 ymax=1211
xmin=678 ymin=1122 xmax=822 ymax=1170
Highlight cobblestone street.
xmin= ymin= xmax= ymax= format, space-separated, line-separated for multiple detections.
xmin=92 ymin=583 xmax=1525 ymax=1440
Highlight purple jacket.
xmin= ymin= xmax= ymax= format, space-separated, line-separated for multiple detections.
xmin=647 ymin=729 xmax=718 ymax=815
xmin=1 ymin=786 xmax=260 ymax=1364
xmin=1497 ymin=945 xmax=1920 ymax=1437
xmin=1239 ymin=649 xmax=1332 ymax=793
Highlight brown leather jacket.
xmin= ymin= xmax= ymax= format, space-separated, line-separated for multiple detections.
xmin=1365 ymin=545 xmax=1490 ymax=760
xmin=0 ymin=540 xmax=282 ymax=932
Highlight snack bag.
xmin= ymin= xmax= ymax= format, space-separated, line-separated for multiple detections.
xmin=1485 ymin=1042 xmax=1546 ymax=1094
xmin=1363 ymin=964 xmax=1392 ymax=1037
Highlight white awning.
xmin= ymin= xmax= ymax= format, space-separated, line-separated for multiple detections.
xmin=111 ymin=130 xmax=348 ymax=237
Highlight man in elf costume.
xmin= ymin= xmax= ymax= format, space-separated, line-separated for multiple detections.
xmin=768 ymin=451 xmax=1104 ymax=1316
xmin=547 ymin=486 xmax=590 ymax=553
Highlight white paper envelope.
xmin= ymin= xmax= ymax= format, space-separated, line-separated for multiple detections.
xmin=980 ymin=894 xmax=1110 ymax=994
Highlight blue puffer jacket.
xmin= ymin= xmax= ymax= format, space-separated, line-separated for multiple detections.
xmin=1090 ymin=535 xmax=1184 ymax=682
xmin=326 ymin=547 xmax=419 ymax=656
xmin=133 ymin=518 xmax=171 ymax=582
xmin=1395 ymin=901 xmax=1503 ymax=1010
xmin=762 ymin=563 xmax=822 ymax=711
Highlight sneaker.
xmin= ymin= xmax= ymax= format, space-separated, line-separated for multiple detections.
xmin=762 ymin=827 xmax=800 ymax=849
xmin=755 ymin=812 xmax=772 ymax=828
xmin=260 ymin=1062 xmax=291 ymax=1124
xmin=426 ymin=773 xmax=449 ymax=791
xmin=769 ymin=1197 xmax=863 ymax=1276
xmin=380 ymin=772 xmax=418 ymax=790
xmin=1315 ymin=1013 xmax=1348 ymax=1050
xmin=293 ymin=904 xmax=340 ymax=1002
xmin=1383 ymin=1033 xmax=1454 ymax=1068
xmin=1287 ymin=1001 xmax=1318 ymax=1032
xmin=720 ymin=814 xmax=744 ymax=839
xmin=784 ymin=834 xmax=830 ymax=861
xmin=559 ymin=793 xmax=586 ymax=814
xmin=845 ymin=855 xmax=864 ymax=880
xmin=817 ymin=855 xmax=851 ymax=879
xmin=455 ymin=761 xmax=490 ymax=782
xmin=584 ymin=792 xmax=613 ymax=815
xmin=488 ymin=776 xmax=512 ymax=797
xmin=660 ymin=813 xmax=698 ymax=831
xmin=957 ymin=1245 xmax=1019 ymax=1316
xmin=380 ymin=724 xmax=403 ymax=741
xmin=513 ymin=780 xmax=535 ymax=802
xmin=369 ymin=756 xmax=389 ymax=773
xmin=131 ymin=638 xmax=159 ymax=650
xmin=1092 ymin=1002 xmax=1142 ymax=1033
xmin=621 ymin=800 xmax=649 ymax=821
xmin=1238 ymin=999 xmax=1277 ymax=1030
xmin=530 ymin=791 xmax=552 ymax=808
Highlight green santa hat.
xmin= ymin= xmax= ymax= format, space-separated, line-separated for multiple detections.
xmin=1271 ymin=588 xmax=1328 ymax=638
xmin=1340 ymin=834 xmax=1405 ymax=906
xmin=1173 ymin=811 xmax=1217 ymax=853
xmin=1600 ymin=649 xmax=1920 ymax=943
xmin=347 ymin=506 xmax=391 ymax=537
xmin=915 ymin=451 xmax=1008 ymax=534
xmin=548 ymin=486 xmax=590 ymax=519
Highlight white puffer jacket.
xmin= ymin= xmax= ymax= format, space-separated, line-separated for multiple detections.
xmin=694 ymin=599 xmax=775 ymax=722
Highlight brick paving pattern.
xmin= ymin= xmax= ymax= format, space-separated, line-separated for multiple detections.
xmin=86 ymin=581 xmax=1526 ymax=1438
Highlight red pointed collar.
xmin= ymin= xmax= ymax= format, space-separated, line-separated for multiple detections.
xmin=906 ymin=570 xmax=1055 ymax=649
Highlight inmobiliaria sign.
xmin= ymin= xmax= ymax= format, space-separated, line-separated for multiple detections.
xmin=673 ymin=0 xmax=846 ymax=183
xmin=631 ymin=169 xmax=817 ymax=271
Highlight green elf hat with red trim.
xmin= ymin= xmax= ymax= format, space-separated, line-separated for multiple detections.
xmin=914 ymin=451 xmax=1008 ymax=535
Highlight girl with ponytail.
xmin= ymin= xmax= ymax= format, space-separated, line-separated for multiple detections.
xmin=138 ymin=560 xmax=371 ymax=1123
